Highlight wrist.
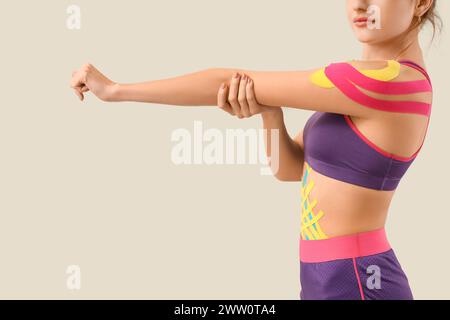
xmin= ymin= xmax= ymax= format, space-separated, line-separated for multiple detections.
xmin=261 ymin=107 xmax=283 ymax=118
xmin=109 ymin=83 xmax=124 ymax=102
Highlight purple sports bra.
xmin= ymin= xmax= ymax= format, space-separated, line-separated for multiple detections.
xmin=303 ymin=60 xmax=432 ymax=191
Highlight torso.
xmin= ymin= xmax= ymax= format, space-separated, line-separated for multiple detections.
xmin=301 ymin=162 xmax=392 ymax=238
xmin=302 ymin=62 xmax=430 ymax=238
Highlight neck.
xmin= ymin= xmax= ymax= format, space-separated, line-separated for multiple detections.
xmin=360 ymin=30 xmax=425 ymax=66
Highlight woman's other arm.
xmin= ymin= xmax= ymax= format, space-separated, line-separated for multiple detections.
xmin=261 ymin=110 xmax=304 ymax=181
xmin=215 ymin=75 xmax=305 ymax=181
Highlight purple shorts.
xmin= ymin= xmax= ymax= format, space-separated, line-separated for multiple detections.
xmin=299 ymin=228 xmax=413 ymax=300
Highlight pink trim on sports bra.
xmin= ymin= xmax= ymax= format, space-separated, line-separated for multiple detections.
xmin=338 ymin=60 xmax=433 ymax=162
xmin=344 ymin=115 xmax=428 ymax=162
xmin=398 ymin=59 xmax=432 ymax=86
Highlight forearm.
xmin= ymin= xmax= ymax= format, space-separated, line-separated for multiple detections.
xmin=261 ymin=110 xmax=304 ymax=181
xmin=113 ymin=68 xmax=241 ymax=105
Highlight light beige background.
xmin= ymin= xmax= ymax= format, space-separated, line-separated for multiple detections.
xmin=0 ymin=0 xmax=449 ymax=299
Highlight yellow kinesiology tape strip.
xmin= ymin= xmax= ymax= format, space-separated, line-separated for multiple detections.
xmin=310 ymin=60 xmax=401 ymax=89
xmin=300 ymin=163 xmax=328 ymax=240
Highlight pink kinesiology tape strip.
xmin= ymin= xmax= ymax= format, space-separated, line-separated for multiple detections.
xmin=324 ymin=63 xmax=432 ymax=116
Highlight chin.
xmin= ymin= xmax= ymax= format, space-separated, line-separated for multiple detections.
xmin=355 ymin=36 xmax=378 ymax=44
xmin=353 ymin=30 xmax=383 ymax=44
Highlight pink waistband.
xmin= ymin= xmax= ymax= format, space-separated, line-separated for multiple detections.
xmin=299 ymin=227 xmax=391 ymax=263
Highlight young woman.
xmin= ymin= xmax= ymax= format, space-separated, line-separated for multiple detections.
xmin=70 ymin=0 xmax=442 ymax=300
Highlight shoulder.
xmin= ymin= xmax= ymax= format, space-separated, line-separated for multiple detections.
xmin=308 ymin=58 xmax=432 ymax=118
xmin=339 ymin=59 xmax=430 ymax=83
xmin=312 ymin=58 xmax=432 ymax=97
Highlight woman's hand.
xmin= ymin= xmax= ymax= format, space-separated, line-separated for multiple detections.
xmin=70 ymin=63 xmax=118 ymax=102
xmin=217 ymin=73 xmax=282 ymax=118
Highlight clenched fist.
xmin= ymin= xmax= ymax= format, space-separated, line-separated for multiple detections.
xmin=70 ymin=63 xmax=118 ymax=101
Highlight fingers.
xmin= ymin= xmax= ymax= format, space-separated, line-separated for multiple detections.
xmin=73 ymin=88 xmax=84 ymax=101
xmin=70 ymin=69 xmax=85 ymax=90
xmin=217 ymin=72 xmax=259 ymax=118
xmin=70 ymin=63 xmax=93 ymax=101
xmin=70 ymin=72 xmax=85 ymax=101
xmin=217 ymin=83 xmax=234 ymax=115
xmin=228 ymin=73 xmax=243 ymax=118
xmin=245 ymin=77 xmax=261 ymax=115
xmin=238 ymin=75 xmax=251 ymax=117
xmin=74 ymin=85 xmax=89 ymax=101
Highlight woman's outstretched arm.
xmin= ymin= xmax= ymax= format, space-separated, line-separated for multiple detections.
xmin=70 ymin=60 xmax=432 ymax=118
xmin=114 ymin=68 xmax=240 ymax=106
xmin=70 ymin=63 xmax=240 ymax=106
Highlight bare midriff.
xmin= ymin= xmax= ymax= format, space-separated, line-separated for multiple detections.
xmin=300 ymin=161 xmax=394 ymax=240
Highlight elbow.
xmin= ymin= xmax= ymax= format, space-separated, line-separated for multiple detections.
xmin=273 ymin=171 xmax=302 ymax=182
xmin=270 ymin=159 xmax=304 ymax=182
